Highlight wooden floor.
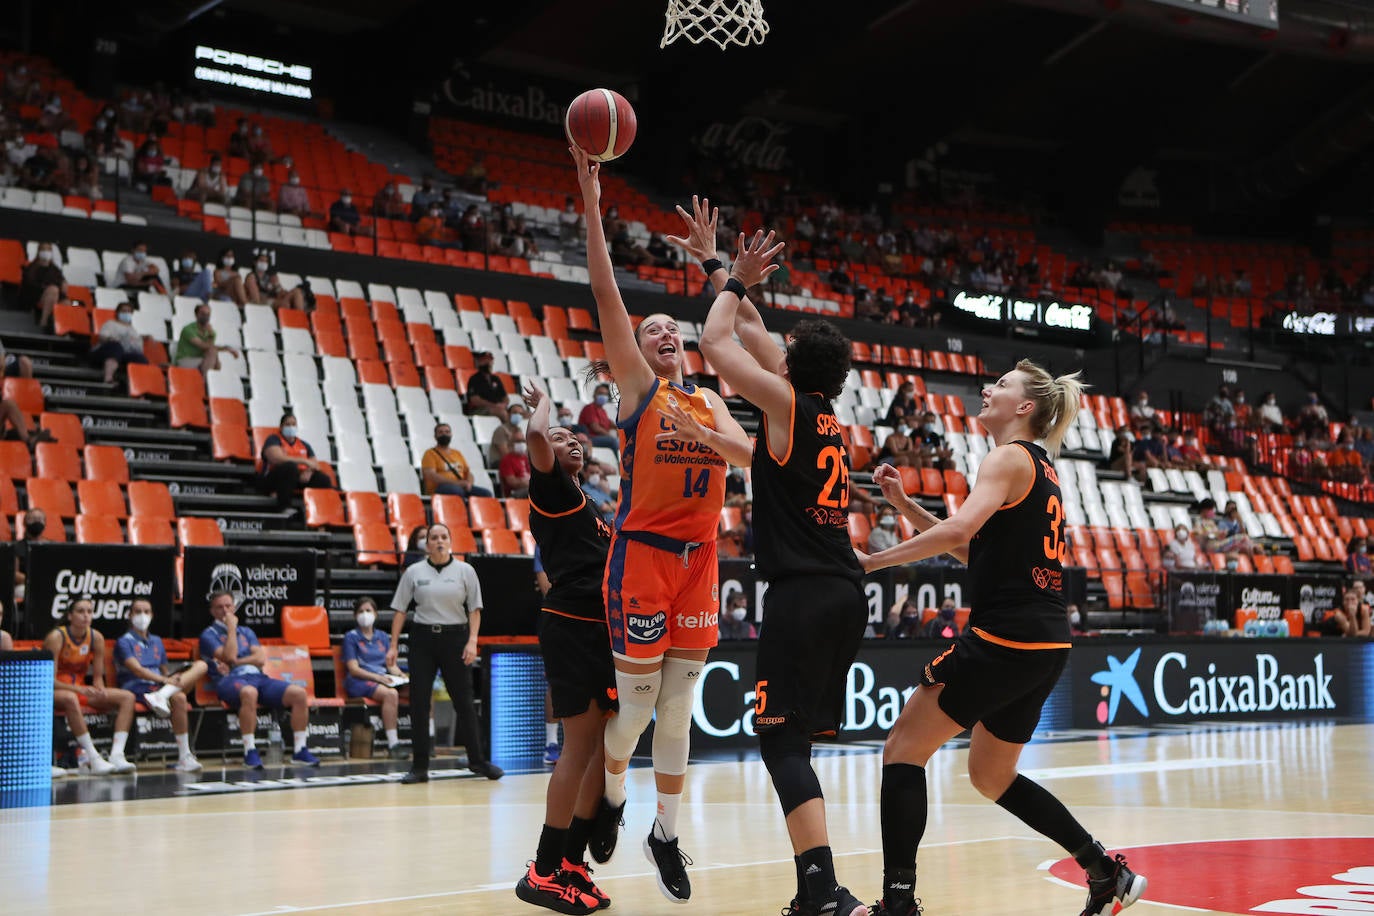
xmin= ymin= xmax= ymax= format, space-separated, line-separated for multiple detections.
xmin=6 ymin=720 xmax=1374 ymax=915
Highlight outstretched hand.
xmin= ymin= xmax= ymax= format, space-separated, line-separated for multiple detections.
xmin=872 ymin=463 xmax=907 ymax=504
xmin=522 ymin=381 xmax=545 ymax=412
xmin=568 ymin=145 xmax=601 ymax=204
xmin=655 ymin=396 xmax=713 ymax=447
xmin=729 ymin=230 xmax=785 ymax=289
xmin=666 ymin=194 xmax=720 ymax=263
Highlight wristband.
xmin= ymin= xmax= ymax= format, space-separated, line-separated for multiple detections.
xmin=701 ymin=258 xmax=723 ymax=275
xmin=723 ymin=277 xmax=748 ymax=299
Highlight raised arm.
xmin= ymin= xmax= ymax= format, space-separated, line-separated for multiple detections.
xmin=571 ymin=145 xmax=655 ymax=408
xmin=522 ymin=383 xmax=556 ymax=474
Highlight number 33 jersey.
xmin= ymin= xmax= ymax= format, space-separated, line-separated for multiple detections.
xmin=967 ymin=440 xmax=1072 ymax=644
xmin=751 ymin=390 xmax=863 ymax=583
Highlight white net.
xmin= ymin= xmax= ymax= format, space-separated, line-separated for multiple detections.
xmin=661 ymin=0 xmax=769 ymax=50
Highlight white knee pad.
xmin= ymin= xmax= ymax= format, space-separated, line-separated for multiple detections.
xmin=651 ymin=657 xmax=702 ymax=777
xmin=604 ymin=667 xmax=661 ymax=762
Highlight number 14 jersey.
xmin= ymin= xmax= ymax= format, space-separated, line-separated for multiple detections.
xmin=752 ymin=390 xmax=863 ymax=583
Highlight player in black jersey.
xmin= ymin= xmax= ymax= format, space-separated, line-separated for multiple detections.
xmin=515 ymin=383 xmax=617 ymax=915
xmin=673 ymin=204 xmax=867 ymax=916
xmin=856 ymin=360 xmax=1146 ymax=916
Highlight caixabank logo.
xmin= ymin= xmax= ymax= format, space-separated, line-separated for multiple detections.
xmin=1079 ymin=645 xmax=1339 ymax=727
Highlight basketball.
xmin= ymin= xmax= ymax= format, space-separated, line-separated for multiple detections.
xmin=565 ymin=88 xmax=637 ymax=162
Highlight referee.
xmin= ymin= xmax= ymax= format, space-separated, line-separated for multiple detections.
xmin=386 ymin=522 xmax=503 ymax=782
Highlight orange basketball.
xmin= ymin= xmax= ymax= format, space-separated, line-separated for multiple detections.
xmin=565 ymin=88 xmax=637 ymax=162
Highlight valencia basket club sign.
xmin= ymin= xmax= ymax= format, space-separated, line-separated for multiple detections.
xmin=182 ymin=547 xmax=317 ymax=640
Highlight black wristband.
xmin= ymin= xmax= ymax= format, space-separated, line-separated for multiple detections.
xmin=701 ymin=258 xmax=723 ymax=275
xmin=723 ymin=277 xmax=748 ymax=299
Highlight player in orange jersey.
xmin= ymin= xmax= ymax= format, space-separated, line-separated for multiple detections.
xmin=44 ymin=598 xmax=137 ymax=775
xmin=570 ymin=145 xmax=753 ymax=903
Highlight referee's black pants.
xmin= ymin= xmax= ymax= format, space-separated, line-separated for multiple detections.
xmin=406 ymin=623 xmax=488 ymax=773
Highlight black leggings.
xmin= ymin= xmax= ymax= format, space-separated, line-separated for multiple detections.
xmin=259 ymin=463 xmax=331 ymax=510
xmin=406 ymin=623 xmax=488 ymax=772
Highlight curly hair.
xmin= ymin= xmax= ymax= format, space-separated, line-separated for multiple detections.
xmin=785 ymin=319 xmax=851 ymax=400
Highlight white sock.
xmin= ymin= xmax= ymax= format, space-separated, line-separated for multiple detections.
xmin=293 ymin=731 xmax=308 ymax=753
xmin=111 ymin=731 xmax=129 ymax=759
xmin=76 ymin=733 xmax=99 ymax=756
xmin=653 ymin=793 xmax=682 ymax=842
xmin=175 ymin=733 xmax=191 ymax=757
xmin=241 ymin=734 xmax=257 ymax=752
xmin=546 ymin=722 xmax=559 ymax=744
xmin=604 ymin=766 xmax=628 ymax=806
xmin=428 ymin=718 xmax=436 ymax=737
xmin=386 ymin=729 xmax=399 ymax=747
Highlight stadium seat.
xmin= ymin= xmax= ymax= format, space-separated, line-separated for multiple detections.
xmin=354 ymin=522 xmax=399 ymax=566
xmin=345 ymin=491 xmax=387 ymax=527
xmin=467 ymin=496 xmax=505 ymax=531
xmin=41 ymin=412 xmax=85 ymax=448
xmin=448 ymin=526 xmax=479 ymax=556
xmin=387 ymin=492 xmax=426 ymax=535
xmin=15 ymin=509 xmax=63 ymax=541
xmin=847 ymin=512 xmax=871 ymax=549
xmin=75 ymin=514 xmax=123 ymax=544
xmin=505 ymin=498 xmax=530 ymax=531
xmin=212 ymin=424 xmax=254 ymax=461
xmin=482 ymin=528 xmax=522 ymax=555
xmin=304 ymin=488 xmax=346 ymax=528
xmin=128 ymin=516 xmax=175 ymax=546
xmin=83 ymin=445 xmax=129 ymax=483
xmin=169 ymin=389 xmax=210 ymax=428
xmin=281 ymin=605 xmax=332 ymax=657
xmin=76 ymin=479 xmax=127 ymax=518
xmin=431 ymin=494 xmax=469 ymax=531
xmin=0 ymin=476 xmax=17 ymax=517
xmin=178 ymin=517 xmax=224 ymax=547
xmin=128 ymin=481 xmax=174 ymax=518
xmin=897 ymin=466 xmax=921 ymax=495
xmin=35 ymin=444 xmax=82 ymax=482
xmin=919 ymin=468 xmax=944 ymax=496
xmin=126 ymin=364 xmax=167 ymax=398
xmin=26 ymin=477 xmax=76 ymax=518
xmin=3 ymin=378 xmax=44 ymax=417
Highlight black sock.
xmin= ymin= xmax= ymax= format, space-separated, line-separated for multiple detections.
xmin=794 ymin=855 xmax=806 ymax=903
xmin=1073 ymin=839 xmax=1113 ymax=881
xmin=566 ymin=816 xmax=593 ymax=864
xmin=880 ymin=763 xmax=926 ymax=902
xmin=535 ymin=824 xmax=568 ymax=877
xmin=996 ymin=775 xmax=1093 ymax=858
xmin=799 ymin=846 xmax=837 ymax=904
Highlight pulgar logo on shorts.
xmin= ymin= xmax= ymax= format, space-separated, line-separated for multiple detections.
xmin=208 ymin=561 xmax=298 ymax=624
xmin=50 ymin=569 xmax=155 ymax=620
xmin=626 ymin=611 xmax=667 ymax=643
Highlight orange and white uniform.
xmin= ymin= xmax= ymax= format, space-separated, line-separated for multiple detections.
xmin=55 ymin=626 xmax=93 ymax=686
xmin=605 ymin=378 xmax=726 ymax=660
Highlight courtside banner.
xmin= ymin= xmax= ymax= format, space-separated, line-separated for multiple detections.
xmin=24 ymin=544 xmax=175 ymax=639
xmin=183 ymin=547 xmax=316 ymax=639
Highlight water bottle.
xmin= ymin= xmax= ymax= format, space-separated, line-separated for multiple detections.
xmin=267 ymin=717 xmax=284 ymax=765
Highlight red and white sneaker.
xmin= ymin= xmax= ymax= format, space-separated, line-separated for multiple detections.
xmin=514 ymin=861 xmax=599 ymax=915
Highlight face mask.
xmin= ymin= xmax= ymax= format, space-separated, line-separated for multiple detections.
xmin=559 ymin=413 xmax=573 ymax=424
xmin=510 ymin=415 xmax=525 ymax=427
xmin=209 ymin=166 xmax=220 ymax=175
xmin=513 ymin=442 xmax=527 ymax=455
xmin=729 ymin=608 xmax=747 ymax=622
xmin=222 ymin=256 xmax=234 ymax=267
xmin=1069 ymin=611 xmax=1081 ymax=627
xmin=477 ymin=363 xmax=492 ymax=373
xmin=252 ymin=169 xmax=263 ymax=178
xmin=587 ymin=474 xmax=602 ymax=487
xmin=117 ymin=312 xmax=133 ymax=324
xmin=25 ymin=520 xmax=45 ymax=538
xmin=880 ymin=516 xmax=896 ymax=528
xmin=897 ymin=426 xmax=910 ymax=437
xmin=341 ymin=196 xmax=352 ymax=205
xmin=196 ymin=313 xmax=210 ymax=326
xmin=435 ymin=435 xmax=452 ymax=447
xmin=134 ymin=251 xmax=147 ymax=262
xmin=290 ymin=176 xmax=301 ymax=186
xmin=181 ymin=257 xmax=194 ymax=269
xmin=939 ymin=606 xmax=955 ymax=619
xmin=356 ymin=611 xmax=375 ymax=629
xmin=595 ymin=394 xmax=609 ymax=406
xmin=256 ymin=261 xmax=269 ymax=272
xmin=131 ymin=613 xmax=152 ymax=633
xmin=280 ymin=425 xmax=297 ymax=439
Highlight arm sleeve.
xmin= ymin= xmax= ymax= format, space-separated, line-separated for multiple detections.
xmin=463 ymin=564 xmax=484 ymax=614
xmin=390 ymin=566 xmax=414 ymax=612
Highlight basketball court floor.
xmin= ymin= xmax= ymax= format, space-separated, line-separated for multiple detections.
xmin=5 ymin=718 xmax=1371 ymax=915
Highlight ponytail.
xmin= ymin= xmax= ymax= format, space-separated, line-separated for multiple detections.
xmin=1014 ymin=358 xmax=1087 ymax=458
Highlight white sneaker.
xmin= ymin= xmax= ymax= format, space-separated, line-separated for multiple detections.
xmin=107 ymin=755 xmax=137 ymax=774
xmin=174 ymin=753 xmax=203 ymax=773
xmin=78 ymin=752 xmax=116 ymax=776
xmin=51 ymin=765 xmax=67 ymax=778
xmin=144 ymin=690 xmax=172 ymax=718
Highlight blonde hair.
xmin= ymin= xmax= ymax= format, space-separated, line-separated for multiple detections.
xmin=1014 ymin=358 xmax=1086 ymax=458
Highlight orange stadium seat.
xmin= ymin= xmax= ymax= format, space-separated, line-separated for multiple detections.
xmin=128 ymin=481 xmax=174 ymax=518
xmin=75 ymin=514 xmax=123 ymax=544
xmin=83 ymin=445 xmax=129 ymax=483
xmin=3 ymin=378 xmax=44 ymax=417
xmin=76 ymin=479 xmax=127 ymax=519
xmin=26 ymin=477 xmax=76 ymax=518
xmin=431 ymin=493 xmax=469 ymax=531
xmin=41 ymin=412 xmax=85 ymax=448
xmin=345 ymin=491 xmax=387 ymax=527
xmin=34 ymin=444 xmax=81 ymax=482
xmin=467 ymin=496 xmax=506 ymax=531
xmin=282 ymin=605 xmax=332 ymax=657
xmin=0 ymin=442 xmax=31 ymax=481
xmin=128 ymin=516 xmax=175 ymax=546
xmin=387 ymin=492 xmax=426 ymax=534
xmin=178 ymin=517 xmax=225 ymax=548
xmin=482 ymin=528 xmax=523 ymax=555
xmin=212 ymin=424 xmax=254 ymax=461
xmin=354 ymin=522 xmax=399 ymax=566
xmin=304 ymin=488 xmax=346 ymax=528
xmin=126 ymin=364 xmax=167 ymax=398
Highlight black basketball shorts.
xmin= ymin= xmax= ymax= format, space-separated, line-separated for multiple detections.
xmin=753 ymin=575 xmax=868 ymax=739
xmin=538 ymin=611 xmax=619 ymax=720
xmin=922 ymin=630 xmax=1069 ymax=745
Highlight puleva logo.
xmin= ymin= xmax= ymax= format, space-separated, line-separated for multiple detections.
xmin=1089 ymin=648 xmax=1149 ymax=724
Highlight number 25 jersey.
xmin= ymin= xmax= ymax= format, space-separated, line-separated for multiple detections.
xmin=751 ymin=390 xmax=863 ymax=583
xmin=967 ymin=440 xmax=1071 ymax=645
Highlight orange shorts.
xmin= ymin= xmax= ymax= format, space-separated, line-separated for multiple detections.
xmin=604 ymin=535 xmax=719 ymax=661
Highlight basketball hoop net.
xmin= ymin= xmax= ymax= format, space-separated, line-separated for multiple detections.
xmin=661 ymin=0 xmax=769 ymax=50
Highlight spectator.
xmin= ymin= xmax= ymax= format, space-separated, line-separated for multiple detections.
xmin=1108 ymin=426 xmax=1143 ymax=482
xmin=878 ymin=426 xmax=919 ymax=467
xmin=1328 ymin=588 xmax=1372 ymax=638
xmin=1204 ymin=384 xmax=1235 ymax=432
xmin=1128 ymin=391 xmax=1156 ymax=429
xmin=608 ymin=215 xmax=652 ymax=267
xmin=725 ymin=499 xmax=756 ymax=557
xmin=246 ymin=259 xmax=307 ymax=311
xmin=199 ymin=590 xmax=321 ymax=768
xmin=580 ymin=461 xmax=616 ymax=525
xmin=1164 ymin=524 xmax=1199 ymax=570
xmin=210 ymin=248 xmax=247 ymax=306
xmin=132 ymin=138 xmax=169 ymax=191
xmin=1067 ymin=603 xmax=1086 ymax=636
xmin=21 ymin=240 xmax=67 ymax=330
xmin=276 ymin=171 xmax=311 ymax=218
xmin=19 ymin=145 xmax=61 ymax=192
xmin=461 ymin=156 xmax=490 ymax=194
xmin=499 ymin=429 xmax=531 ymax=497
xmin=113 ymin=599 xmax=208 ymax=772
xmin=416 ymin=203 xmax=457 ymax=247
xmin=173 ymin=303 xmax=239 ymax=376
xmin=1297 ymin=392 xmax=1329 ymax=439
xmin=1132 ymin=426 xmax=1168 ymax=473
xmin=558 ymin=196 xmax=585 ymax=242
xmin=921 ymin=599 xmax=962 ymax=639
xmin=465 ymin=351 xmax=509 ymax=422
xmin=0 ymin=339 xmax=33 ymax=380
xmin=90 ymin=300 xmax=150 ymax=384
xmin=227 ymin=119 xmax=252 ymax=159
xmin=372 ymin=181 xmax=407 ymax=220
xmin=329 ymin=188 xmax=363 ymax=235
xmin=1258 ymin=392 xmax=1285 ymax=432
xmin=1194 ymin=498 xmax=1251 ymax=556
xmin=884 ymin=381 xmax=921 ymax=427
xmin=724 ymin=464 xmax=747 ymax=506
xmin=68 ymin=152 xmax=101 ymax=200
xmin=457 ymin=204 xmax=486 ymax=250
xmin=1176 ymin=431 xmax=1208 ymax=471
xmin=489 ymin=403 xmax=529 ymax=465
xmin=403 ymin=525 xmax=428 ymax=566
xmin=913 ymin=410 xmax=953 ymax=470
xmin=420 ymin=422 xmax=492 ymax=498
xmin=1330 ymin=431 xmax=1366 ymax=483
xmin=1356 ymin=427 xmax=1374 ymax=470
xmin=45 ymin=599 xmax=136 ymax=775
xmin=1347 ymin=537 xmax=1371 ymax=580
xmin=341 ymin=597 xmax=408 ymax=759
xmin=1231 ymin=389 xmax=1252 ymax=429
xmin=233 ymin=163 xmax=274 ymax=211
xmin=718 ymin=592 xmax=757 ymax=639
xmin=495 ymin=216 xmax=539 ymax=259
xmin=246 ymin=124 xmax=273 ymax=164
xmin=258 ymin=413 xmax=333 ymax=511
xmin=889 ymin=599 xmax=923 ymax=638
xmin=868 ymin=505 xmax=901 ymax=553
xmin=115 ymin=241 xmax=166 ymax=294
xmin=185 ymin=154 xmax=228 ymax=204
xmin=578 ymin=383 xmax=618 ymax=449
xmin=83 ymin=114 xmax=116 ymax=158
xmin=169 ymin=250 xmax=210 ymax=299
xmin=409 ymin=176 xmax=439 ymax=219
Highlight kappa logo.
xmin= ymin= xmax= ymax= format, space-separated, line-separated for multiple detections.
xmin=1089 ymin=648 xmax=1149 ymax=725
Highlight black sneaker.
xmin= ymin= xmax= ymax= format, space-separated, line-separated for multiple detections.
xmin=587 ymin=797 xmax=625 ymax=864
xmin=515 ymin=861 xmax=598 ymax=915
xmin=558 ymin=859 xmax=610 ymax=910
xmin=800 ymin=886 xmax=868 ymax=916
xmin=867 ymin=898 xmax=923 ymax=915
xmin=1080 ymin=854 xmax=1146 ymax=916
xmin=399 ymin=770 xmax=428 ymax=784
xmin=469 ymin=761 xmax=504 ymax=780
xmin=643 ymin=831 xmax=693 ymax=903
